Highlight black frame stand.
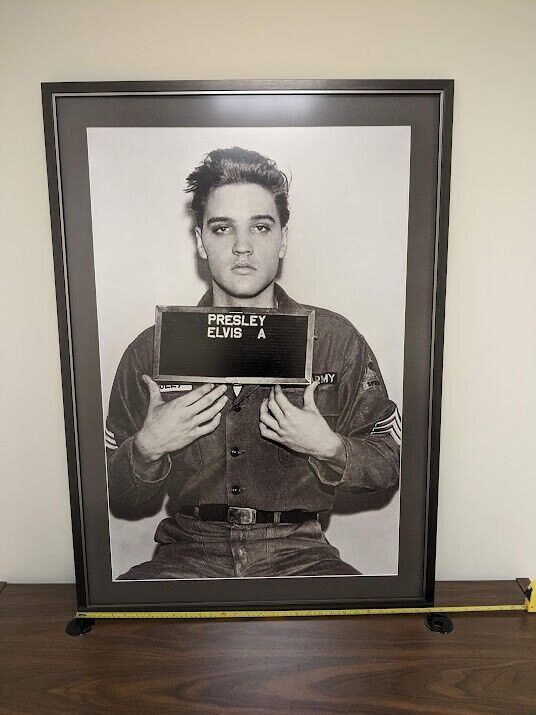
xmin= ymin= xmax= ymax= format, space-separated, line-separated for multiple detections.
xmin=66 ymin=617 xmax=95 ymax=637
xmin=424 ymin=613 xmax=454 ymax=633
xmin=66 ymin=614 xmax=453 ymax=636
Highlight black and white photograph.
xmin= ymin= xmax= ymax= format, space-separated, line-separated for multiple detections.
xmin=88 ymin=129 xmax=409 ymax=581
xmin=42 ymin=81 xmax=452 ymax=611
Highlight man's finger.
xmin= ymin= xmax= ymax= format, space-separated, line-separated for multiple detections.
xmin=267 ymin=389 xmax=286 ymax=423
xmin=273 ymin=384 xmax=294 ymax=414
xmin=260 ymin=399 xmax=282 ymax=433
xmin=142 ymin=374 xmax=164 ymax=406
xmin=186 ymin=384 xmax=227 ymax=414
xmin=191 ymin=394 xmax=228 ymax=427
xmin=259 ymin=421 xmax=283 ymax=443
xmin=192 ymin=412 xmax=222 ymax=438
xmin=180 ymin=382 xmax=216 ymax=406
xmin=303 ymin=379 xmax=320 ymax=410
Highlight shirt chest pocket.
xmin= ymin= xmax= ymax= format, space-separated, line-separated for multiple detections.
xmin=176 ymin=441 xmax=203 ymax=470
xmin=277 ymin=386 xmax=340 ymax=467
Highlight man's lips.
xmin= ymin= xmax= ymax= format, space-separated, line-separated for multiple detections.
xmin=231 ymin=264 xmax=257 ymax=274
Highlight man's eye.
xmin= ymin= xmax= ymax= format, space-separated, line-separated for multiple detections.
xmin=213 ymin=225 xmax=231 ymax=235
xmin=252 ymin=224 xmax=270 ymax=233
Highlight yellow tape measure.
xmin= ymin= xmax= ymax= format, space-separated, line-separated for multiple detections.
xmin=78 ymin=604 xmax=529 ymax=619
xmin=77 ymin=580 xmax=536 ymax=619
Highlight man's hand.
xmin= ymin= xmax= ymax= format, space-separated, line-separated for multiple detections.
xmin=135 ymin=376 xmax=228 ymax=463
xmin=259 ymin=383 xmax=344 ymax=461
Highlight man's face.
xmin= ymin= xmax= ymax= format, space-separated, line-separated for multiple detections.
xmin=195 ymin=183 xmax=288 ymax=299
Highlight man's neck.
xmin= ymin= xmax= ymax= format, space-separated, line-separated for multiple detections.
xmin=212 ymin=282 xmax=277 ymax=309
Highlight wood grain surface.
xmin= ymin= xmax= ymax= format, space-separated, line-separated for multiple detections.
xmin=0 ymin=582 xmax=534 ymax=714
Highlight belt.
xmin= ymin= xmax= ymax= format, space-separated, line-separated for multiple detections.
xmin=179 ymin=504 xmax=319 ymax=526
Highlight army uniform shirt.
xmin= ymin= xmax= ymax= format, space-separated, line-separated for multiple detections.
xmin=105 ymin=284 xmax=401 ymax=520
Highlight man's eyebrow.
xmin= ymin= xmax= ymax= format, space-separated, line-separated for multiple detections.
xmin=250 ymin=214 xmax=275 ymax=223
xmin=206 ymin=216 xmax=235 ymax=225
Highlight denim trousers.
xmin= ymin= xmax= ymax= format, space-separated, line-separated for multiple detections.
xmin=118 ymin=513 xmax=360 ymax=579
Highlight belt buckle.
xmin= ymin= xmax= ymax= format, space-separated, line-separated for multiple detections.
xmin=227 ymin=506 xmax=257 ymax=525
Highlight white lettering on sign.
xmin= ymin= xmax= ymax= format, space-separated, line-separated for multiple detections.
xmin=207 ymin=313 xmax=267 ymax=339
xmin=207 ymin=313 xmax=266 ymax=327
xmin=207 ymin=326 xmax=243 ymax=339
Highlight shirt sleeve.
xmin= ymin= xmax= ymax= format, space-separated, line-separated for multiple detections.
xmin=308 ymin=336 xmax=401 ymax=493
xmin=105 ymin=339 xmax=172 ymax=519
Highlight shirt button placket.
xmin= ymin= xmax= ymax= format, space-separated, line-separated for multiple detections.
xmin=226 ymin=399 xmax=244 ymax=505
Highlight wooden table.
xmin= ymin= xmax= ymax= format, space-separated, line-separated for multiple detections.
xmin=0 ymin=582 xmax=534 ymax=713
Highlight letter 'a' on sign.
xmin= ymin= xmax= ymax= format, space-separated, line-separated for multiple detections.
xmin=153 ymin=306 xmax=315 ymax=385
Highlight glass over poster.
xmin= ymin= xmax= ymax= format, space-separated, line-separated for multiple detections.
xmin=42 ymin=80 xmax=453 ymax=613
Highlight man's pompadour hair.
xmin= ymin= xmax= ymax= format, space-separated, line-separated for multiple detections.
xmin=185 ymin=147 xmax=290 ymax=227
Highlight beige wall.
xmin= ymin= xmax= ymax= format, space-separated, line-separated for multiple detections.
xmin=1 ymin=0 xmax=534 ymax=583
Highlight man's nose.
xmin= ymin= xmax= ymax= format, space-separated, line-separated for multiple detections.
xmin=232 ymin=230 xmax=253 ymax=254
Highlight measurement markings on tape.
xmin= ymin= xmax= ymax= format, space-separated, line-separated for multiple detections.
xmin=77 ymin=604 xmax=528 ymax=619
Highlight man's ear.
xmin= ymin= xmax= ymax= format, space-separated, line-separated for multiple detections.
xmin=279 ymin=225 xmax=288 ymax=259
xmin=195 ymin=226 xmax=208 ymax=259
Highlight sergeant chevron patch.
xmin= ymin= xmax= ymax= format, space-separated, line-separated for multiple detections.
xmin=105 ymin=427 xmax=117 ymax=450
xmin=371 ymin=407 xmax=402 ymax=446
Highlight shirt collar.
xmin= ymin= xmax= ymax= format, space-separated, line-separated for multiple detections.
xmin=196 ymin=283 xmax=301 ymax=314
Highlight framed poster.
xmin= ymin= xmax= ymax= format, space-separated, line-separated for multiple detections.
xmin=42 ymin=80 xmax=453 ymax=613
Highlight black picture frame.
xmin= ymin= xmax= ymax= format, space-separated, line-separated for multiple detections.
xmin=42 ymin=79 xmax=453 ymax=614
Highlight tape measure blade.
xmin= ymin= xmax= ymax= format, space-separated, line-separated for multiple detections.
xmin=77 ymin=603 xmax=527 ymax=619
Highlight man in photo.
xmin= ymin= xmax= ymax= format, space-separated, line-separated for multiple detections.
xmin=105 ymin=147 xmax=400 ymax=579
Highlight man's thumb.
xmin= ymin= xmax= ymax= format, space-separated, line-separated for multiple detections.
xmin=303 ymin=379 xmax=320 ymax=410
xmin=142 ymin=374 xmax=163 ymax=406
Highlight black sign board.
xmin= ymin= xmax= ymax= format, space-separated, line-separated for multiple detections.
xmin=154 ymin=306 xmax=315 ymax=385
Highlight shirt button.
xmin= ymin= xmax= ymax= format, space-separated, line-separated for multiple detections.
xmin=232 ymin=404 xmax=242 ymax=412
xmin=231 ymin=484 xmax=242 ymax=495
xmin=230 ymin=447 xmax=240 ymax=457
